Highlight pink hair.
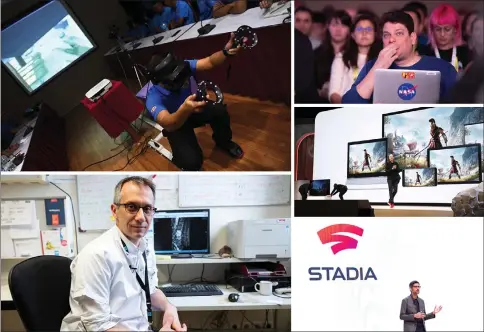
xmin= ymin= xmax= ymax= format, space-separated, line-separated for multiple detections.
xmin=428 ymin=4 xmax=462 ymax=48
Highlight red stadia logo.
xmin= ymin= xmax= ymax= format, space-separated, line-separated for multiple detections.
xmin=317 ymin=224 xmax=364 ymax=255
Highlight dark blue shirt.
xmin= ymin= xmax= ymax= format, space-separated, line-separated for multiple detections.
xmin=342 ymin=55 xmax=457 ymax=104
xmin=198 ymin=0 xmax=217 ymax=20
xmin=149 ymin=7 xmax=172 ymax=33
xmin=172 ymin=0 xmax=195 ymax=25
xmin=145 ymin=59 xmax=198 ymax=120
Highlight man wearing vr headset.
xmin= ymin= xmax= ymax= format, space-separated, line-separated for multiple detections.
xmin=146 ymin=33 xmax=244 ymax=171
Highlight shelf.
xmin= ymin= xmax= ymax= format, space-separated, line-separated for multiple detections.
xmin=155 ymin=256 xmax=290 ymax=265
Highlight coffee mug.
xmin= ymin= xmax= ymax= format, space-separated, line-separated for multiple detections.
xmin=254 ymin=281 xmax=272 ymax=296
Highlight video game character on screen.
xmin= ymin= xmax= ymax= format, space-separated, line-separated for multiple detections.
xmin=449 ymin=155 xmax=461 ymax=179
xmin=429 ymin=118 xmax=447 ymax=149
xmin=362 ymin=149 xmax=372 ymax=171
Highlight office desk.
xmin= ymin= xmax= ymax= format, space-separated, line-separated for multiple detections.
xmin=1 ymin=282 xmax=290 ymax=311
xmin=1 ymin=284 xmax=15 ymax=310
xmin=105 ymin=7 xmax=291 ymax=105
xmin=167 ymin=284 xmax=290 ymax=311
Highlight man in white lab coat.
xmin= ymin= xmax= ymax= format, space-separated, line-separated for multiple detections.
xmin=61 ymin=176 xmax=186 ymax=331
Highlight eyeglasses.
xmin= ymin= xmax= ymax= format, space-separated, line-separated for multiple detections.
xmin=116 ymin=203 xmax=156 ymax=216
xmin=413 ymin=285 xmax=421 ymax=288
xmin=355 ymin=27 xmax=374 ymax=33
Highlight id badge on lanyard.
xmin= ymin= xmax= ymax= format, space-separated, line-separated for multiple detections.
xmin=120 ymin=239 xmax=153 ymax=328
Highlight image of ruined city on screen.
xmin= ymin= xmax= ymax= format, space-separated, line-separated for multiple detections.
xmin=2 ymin=11 xmax=94 ymax=93
xmin=464 ymin=123 xmax=484 ymax=172
xmin=383 ymin=107 xmax=484 ymax=169
xmin=348 ymin=139 xmax=387 ymax=176
xmin=403 ymin=168 xmax=437 ymax=187
xmin=428 ymin=145 xmax=482 ymax=184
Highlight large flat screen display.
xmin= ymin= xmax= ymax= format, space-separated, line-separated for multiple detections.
xmin=347 ymin=138 xmax=388 ymax=178
xmin=1 ymin=0 xmax=96 ymax=94
xmin=402 ymin=167 xmax=437 ymax=187
xmin=464 ymin=122 xmax=484 ymax=172
xmin=382 ymin=107 xmax=484 ymax=169
xmin=428 ymin=144 xmax=482 ymax=184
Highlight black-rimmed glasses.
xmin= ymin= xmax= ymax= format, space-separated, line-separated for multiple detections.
xmin=116 ymin=203 xmax=156 ymax=216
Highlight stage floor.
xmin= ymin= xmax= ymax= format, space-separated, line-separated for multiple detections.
xmin=372 ymin=205 xmax=453 ymax=217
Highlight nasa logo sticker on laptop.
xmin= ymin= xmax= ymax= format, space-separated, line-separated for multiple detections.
xmin=397 ymin=83 xmax=417 ymax=100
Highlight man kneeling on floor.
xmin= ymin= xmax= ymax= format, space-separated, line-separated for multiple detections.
xmin=145 ymin=33 xmax=244 ymax=171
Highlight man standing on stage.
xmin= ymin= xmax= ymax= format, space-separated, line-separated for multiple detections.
xmin=449 ymin=155 xmax=461 ymax=179
xmin=429 ymin=118 xmax=447 ymax=149
xmin=386 ymin=153 xmax=402 ymax=208
xmin=400 ymin=280 xmax=442 ymax=332
xmin=362 ymin=149 xmax=372 ymax=172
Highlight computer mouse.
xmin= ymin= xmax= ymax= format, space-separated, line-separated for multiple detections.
xmin=228 ymin=293 xmax=240 ymax=302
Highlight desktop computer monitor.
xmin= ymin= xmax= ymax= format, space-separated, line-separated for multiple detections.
xmin=153 ymin=209 xmax=210 ymax=255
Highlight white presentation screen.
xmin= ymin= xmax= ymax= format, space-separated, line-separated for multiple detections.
xmin=292 ymin=218 xmax=484 ymax=331
xmin=1 ymin=0 xmax=95 ymax=94
xmin=314 ymin=106 xmax=484 ymax=204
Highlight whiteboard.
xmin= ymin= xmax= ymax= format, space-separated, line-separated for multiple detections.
xmin=178 ymin=175 xmax=290 ymax=207
xmin=76 ymin=174 xmax=177 ymax=230
xmin=76 ymin=175 xmax=125 ymax=230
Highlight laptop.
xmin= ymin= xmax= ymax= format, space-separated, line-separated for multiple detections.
xmin=373 ymin=69 xmax=441 ymax=104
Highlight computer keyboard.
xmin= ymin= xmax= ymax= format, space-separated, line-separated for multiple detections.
xmin=161 ymin=284 xmax=223 ymax=297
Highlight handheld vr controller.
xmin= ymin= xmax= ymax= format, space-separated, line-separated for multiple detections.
xmin=231 ymin=25 xmax=258 ymax=49
xmin=195 ymin=81 xmax=224 ymax=105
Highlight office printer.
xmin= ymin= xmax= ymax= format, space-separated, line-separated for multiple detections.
xmin=226 ymin=218 xmax=291 ymax=259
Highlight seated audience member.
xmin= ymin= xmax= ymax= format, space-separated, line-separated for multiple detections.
xmin=421 ymin=4 xmax=470 ymax=72
xmin=309 ymin=12 xmax=328 ymax=50
xmin=403 ymin=1 xmax=429 ymax=45
xmin=342 ymin=11 xmax=457 ymax=104
xmin=212 ymin=0 xmax=247 ymax=18
xmin=295 ymin=29 xmax=320 ymax=103
xmin=469 ymin=12 xmax=483 ymax=60
xmin=145 ymin=34 xmax=244 ymax=171
xmin=442 ymin=12 xmax=484 ymax=103
xmin=462 ymin=10 xmax=478 ymax=47
xmin=402 ymin=4 xmax=431 ymax=55
xmin=198 ymin=0 xmax=216 ymax=20
xmin=329 ymin=14 xmax=381 ymax=103
xmin=295 ymin=6 xmax=313 ymax=36
xmin=150 ymin=1 xmax=172 ymax=33
xmin=166 ymin=0 xmax=196 ymax=28
xmin=314 ymin=10 xmax=351 ymax=102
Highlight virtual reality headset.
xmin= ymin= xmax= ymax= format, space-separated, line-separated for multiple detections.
xmin=149 ymin=52 xmax=191 ymax=91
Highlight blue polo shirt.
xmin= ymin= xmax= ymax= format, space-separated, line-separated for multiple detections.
xmin=342 ymin=55 xmax=457 ymax=103
xmin=173 ymin=1 xmax=195 ymax=25
xmin=146 ymin=59 xmax=198 ymax=120
xmin=150 ymin=7 xmax=172 ymax=33
xmin=198 ymin=0 xmax=217 ymax=20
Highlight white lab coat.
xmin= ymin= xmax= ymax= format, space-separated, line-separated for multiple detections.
xmin=61 ymin=226 xmax=159 ymax=331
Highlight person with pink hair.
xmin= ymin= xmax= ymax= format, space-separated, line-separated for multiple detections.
xmin=424 ymin=4 xmax=470 ymax=72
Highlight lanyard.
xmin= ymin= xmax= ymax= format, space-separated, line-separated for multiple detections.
xmin=434 ymin=46 xmax=460 ymax=72
xmin=352 ymin=66 xmax=359 ymax=82
xmin=120 ymin=238 xmax=153 ymax=325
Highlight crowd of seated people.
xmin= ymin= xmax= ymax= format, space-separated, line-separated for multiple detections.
xmin=294 ymin=1 xmax=484 ymax=104
xmin=119 ymin=0 xmax=284 ymax=41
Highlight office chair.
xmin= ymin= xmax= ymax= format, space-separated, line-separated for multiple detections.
xmin=8 ymin=255 xmax=72 ymax=330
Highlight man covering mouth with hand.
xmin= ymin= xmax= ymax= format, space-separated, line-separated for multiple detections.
xmin=342 ymin=10 xmax=457 ymax=103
